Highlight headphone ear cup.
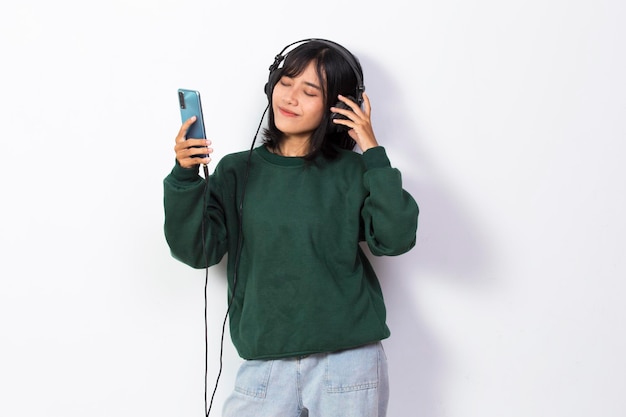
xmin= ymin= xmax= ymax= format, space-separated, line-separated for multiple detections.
xmin=330 ymin=95 xmax=358 ymax=132
xmin=265 ymin=69 xmax=282 ymax=101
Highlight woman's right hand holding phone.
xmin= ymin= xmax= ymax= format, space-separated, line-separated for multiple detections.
xmin=174 ymin=116 xmax=213 ymax=168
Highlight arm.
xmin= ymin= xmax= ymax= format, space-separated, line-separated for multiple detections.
xmin=333 ymin=93 xmax=419 ymax=255
xmin=361 ymin=147 xmax=419 ymax=256
xmin=162 ymin=118 xmax=228 ymax=268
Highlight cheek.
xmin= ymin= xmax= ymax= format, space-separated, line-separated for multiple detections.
xmin=309 ymin=101 xmax=326 ymax=124
xmin=304 ymin=95 xmax=325 ymax=115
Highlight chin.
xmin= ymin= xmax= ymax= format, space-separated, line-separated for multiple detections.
xmin=275 ymin=120 xmax=299 ymax=136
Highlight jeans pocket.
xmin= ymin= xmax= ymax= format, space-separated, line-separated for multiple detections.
xmin=325 ymin=343 xmax=381 ymax=393
xmin=234 ymin=359 xmax=274 ymax=399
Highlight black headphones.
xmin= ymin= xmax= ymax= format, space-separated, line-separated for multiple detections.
xmin=264 ymin=38 xmax=365 ymax=130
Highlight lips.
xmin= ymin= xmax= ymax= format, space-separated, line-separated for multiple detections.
xmin=278 ymin=106 xmax=298 ymax=117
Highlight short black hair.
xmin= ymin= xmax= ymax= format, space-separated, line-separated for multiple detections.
xmin=263 ymin=40 xmax=363 ymax=160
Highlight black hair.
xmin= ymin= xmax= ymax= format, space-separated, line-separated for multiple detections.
xmin=262 ymin=40 xmax=363 ymax=160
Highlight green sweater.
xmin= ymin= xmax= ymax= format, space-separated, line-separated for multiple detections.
xmin=163 ymin=145 xmax=418 ymax=360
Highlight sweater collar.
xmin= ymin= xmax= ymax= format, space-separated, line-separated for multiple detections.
xmin=256 ymin=145 xmax=307 ymax=167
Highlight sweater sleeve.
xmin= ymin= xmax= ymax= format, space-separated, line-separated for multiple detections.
xmin=360 ymin=147 xmax=419 ymax=256
xmin=163 ymin=161 xmax=229 ymax=269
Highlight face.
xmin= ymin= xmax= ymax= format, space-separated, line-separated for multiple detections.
xmin=272 ymin=61 xmax=325 ymax=141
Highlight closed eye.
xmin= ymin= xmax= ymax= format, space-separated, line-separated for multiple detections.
xmin=303 ymin=81 xmax=322 ymax=95
xmin=278 ymin=77 xmax=321 ymax=97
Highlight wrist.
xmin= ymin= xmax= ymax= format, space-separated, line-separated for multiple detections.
xmin=359 ymin=140 xmax=379 ymax=153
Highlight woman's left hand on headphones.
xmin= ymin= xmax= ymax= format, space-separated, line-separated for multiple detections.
xmin=331 ymin=92 xmax=379 ymax=152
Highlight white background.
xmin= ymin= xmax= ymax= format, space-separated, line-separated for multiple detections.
xmin=1 ymin=1 xmax=625 ymax=416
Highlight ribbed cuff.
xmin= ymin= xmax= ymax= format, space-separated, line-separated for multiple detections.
xmin=362 ymin=146 xmax=391 ymax=170
xmin=171 ymin=159 xmax=201 ymax=181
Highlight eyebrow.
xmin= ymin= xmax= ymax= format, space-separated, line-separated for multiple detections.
xmin=303 ymin=81 xmax=322 ymax=91
xmin=282 ymin=74 xmax=323 ymax=91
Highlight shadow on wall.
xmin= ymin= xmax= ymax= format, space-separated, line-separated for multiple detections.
xmin=359 ymin=54 xmax=494 ymax=416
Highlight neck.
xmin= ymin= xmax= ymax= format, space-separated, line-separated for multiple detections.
xmin=276 ymin=137 xmax=311 ymax=157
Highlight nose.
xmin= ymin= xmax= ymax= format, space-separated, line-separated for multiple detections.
xmin=283 ymin=88 xmax=296 ymax=105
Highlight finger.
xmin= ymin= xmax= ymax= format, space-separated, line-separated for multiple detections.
xmin=361 ymin=92 xmax=371 ymax=115
xmin=177 ymin=146 xmax=213 ymax=168
xmin=179 ymin=155 xmax=211 ymax=169
xmin=191 ymin=143 xmax=213 ymax=158
xmin=175 ymin=116 xmax=197 ymax=143
xmin=186 ymin=141 xmax=213 ymax=155
xmin=188 ymin=153 xmax=212 ymax=164
xmin=175 ymin=143 xmax=212 ymax=168
xmin=337 ymin=94 xmax=360 ymax=112
xmin=174 ymin=138 xmax=210 ymax=153
xmin=330 ymin=102 xmax=358 ymax=123
xmin=332 ymin=117 xmax=352 ymax=130
xmin=336 ymin=95 xmax=368 ymax=122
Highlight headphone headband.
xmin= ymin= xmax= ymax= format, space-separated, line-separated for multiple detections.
xmin=265 ymin=38 xmax=365 ymax=103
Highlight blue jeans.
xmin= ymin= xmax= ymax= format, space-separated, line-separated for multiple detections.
xmin=222 ymin=342 xmax=389 ymax=417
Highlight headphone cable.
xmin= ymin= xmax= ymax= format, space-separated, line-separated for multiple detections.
xmin=200 ymin=166 xmax=210 ymax=417
xmin=203 ymin=104 xmax=269 ymax=417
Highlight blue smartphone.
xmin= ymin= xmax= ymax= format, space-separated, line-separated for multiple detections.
xmin=178 ymin=88 xmax=207 ymax=157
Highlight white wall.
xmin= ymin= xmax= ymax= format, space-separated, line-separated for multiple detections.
xmin=1 ymin=1 xmax=625 ymax=416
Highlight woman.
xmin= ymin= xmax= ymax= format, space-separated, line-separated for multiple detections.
xmin=163 ymin=39 xmax=419 ymax=417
